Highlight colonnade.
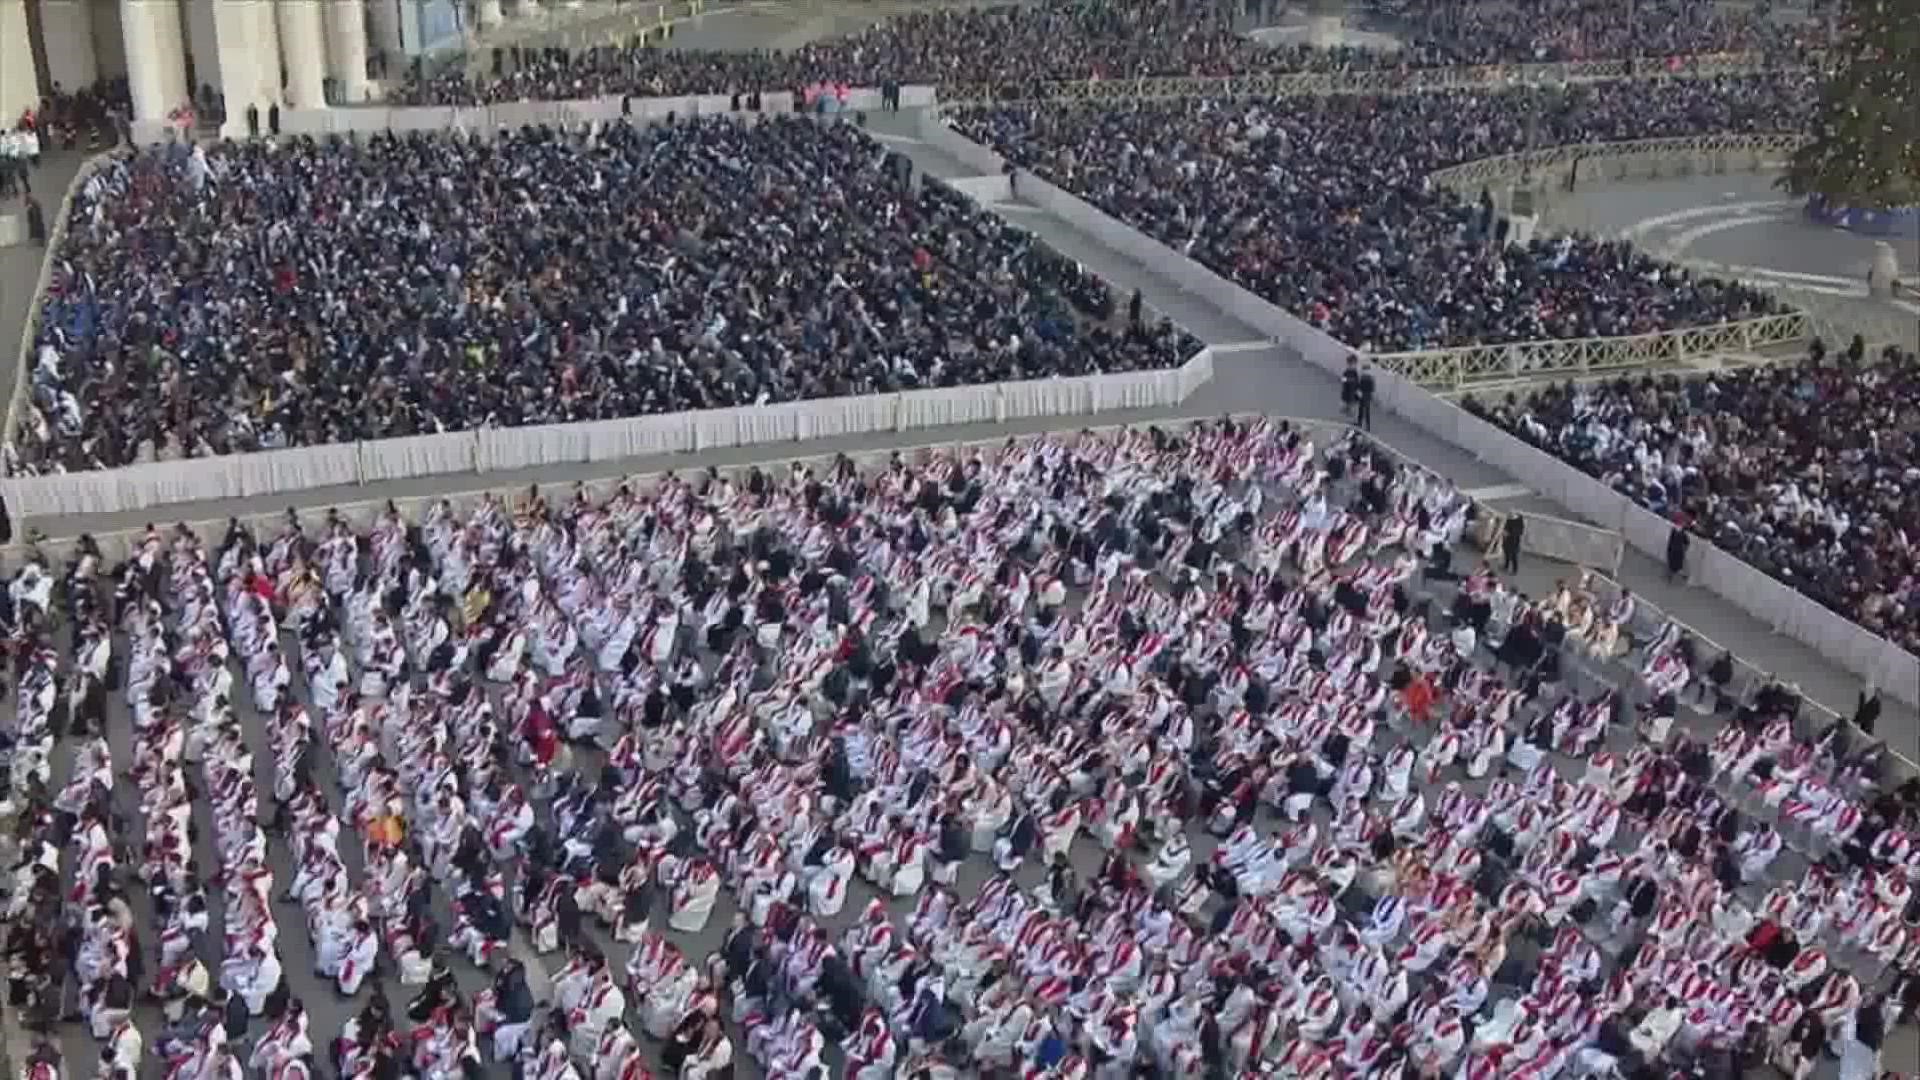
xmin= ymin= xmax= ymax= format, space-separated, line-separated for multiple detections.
xmin=131 ymin=0 xmax=380 ymax=135
xmin=1 ymin=0 xmax=552 ymax=138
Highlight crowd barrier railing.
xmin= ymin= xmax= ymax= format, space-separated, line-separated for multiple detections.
xmin=1424 ymin=132 xmax=1810 ymax=201
xmin=5 ymin=412 xmax=1258 ymax=564
xmin=128 ymin=83 xmax=942 ymax=144
xmin=1478 ymin=508 xmax=1628 ymax=576
xmin=5 ymin=406 xmax=1905 ymax=785
xmin=1348 ymin=411 xmax=1630 ymax=576
xmin=0 ymin=350 xmax=1214 ymax=520
xmin=1575 ymin=568 xmax=1915 ymax=789
xmin=936 ymin=51 xmax=1812 ymax=106
xmin=912 ymin=114 xmax=1919 ymax=712
xmin=1370 ymin=311 xmax=1811 ymax=389
xmin=1788 ymin=290 xmax=1920 ymax=356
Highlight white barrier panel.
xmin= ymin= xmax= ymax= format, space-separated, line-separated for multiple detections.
xmin=1516 ymin=511 xmax=1625 ymax=575
xmin=260 ymin=84 xmax=921 ymax=144
xmin=134 ymin=84 xmax=934 ymax=146
xmin=358 ymin=431 xmax=480 ymax=483
xmin=915 ymin=116 xmax=1920 ymax=710
xmin=238 ymin=444 xmax=363 ymax=498
xmin=12 ymin=414 xmax=1252 ymax=566
xmin=3 ymin=350 xmax=1212 ymax=519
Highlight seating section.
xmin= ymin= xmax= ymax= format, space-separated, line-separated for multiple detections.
xmin=1468 ymin=345 xmax=1920 ymax=656
xmin=13 ymin=118 xmax=1194 ymax=474
xmin=8 ymin=419 xmax=1916 ymax=1080
xmin=390 ymin=0 xmax=1829 ymax=105
xmin=953 ymin=74 xmax=1813 ymax=353
xmin=1377 ymin=0 xmax=1829 ymax=65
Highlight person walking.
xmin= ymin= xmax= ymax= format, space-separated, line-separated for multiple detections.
xmin=1853 ymin=683 xmax=1881 ymax=737
xmin=1355 ymin=363 xmax=1376 ymax=431
xmin=1664 ymin=521 xmax=1690 ymax=582
xmin=1501 ymin=513 xmax=1524 ymax=574
xmin=1340 ymin=354 xmax=1360 ymax=418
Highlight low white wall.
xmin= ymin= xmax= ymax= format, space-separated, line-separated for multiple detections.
xmin=129 ymin=83 xmax=940 ymax=143
xmin=2 ymin=351 xmax=1214 ymax=518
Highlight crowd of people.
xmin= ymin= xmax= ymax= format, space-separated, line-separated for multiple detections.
xmin=12 ymin=115 xmax=1191 ymax=475
xmin=1375 ymin=0 xmax=1829 ymax=65
xmin=3 ymin=418 xmax=1918 ymax=1080
xmin=389 ymin=0 xmax=1823 ymax=106
xmin=955 ymin=72 xmax=1811 ymax=354
xmin=1469 ymin=340 xmax=1920 ymax=657
xmin=394 ymin=1 xmax=1372 ymax=106
xmin=15 ymin=79 xmax=133 ymax=152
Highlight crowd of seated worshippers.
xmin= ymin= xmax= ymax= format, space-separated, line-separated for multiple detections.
xmin=0 ymin=418 xmax=1917 ymax=1080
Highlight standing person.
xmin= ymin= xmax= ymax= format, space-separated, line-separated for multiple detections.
xmin=1355 ymin=363 xmax=1376 ymax=431
xmin=1340 ymin=355 xmax=1360 ymax=418
xmin=1501 ymin=513 xmax=1524 ymax=574
xmin=1128 ymin=288 xmax=1143 ymax=329
xmin=1665 ymin=521 xmax=1690 ymax=582
xmin=1837 ymin=995 xmax=1883 ymax=1080
xmin=1853 ymin=683 xmax=1881 ymax=737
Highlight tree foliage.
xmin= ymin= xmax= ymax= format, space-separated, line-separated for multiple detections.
xmin=1782 ymin=0 xmax=1920 ymax=209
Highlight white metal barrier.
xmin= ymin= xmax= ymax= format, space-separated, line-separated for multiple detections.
xmin=0 ymin=351 xmax=1213 ymax=520
xmin=129 ymin=84 xmax=942 ymax=145
xmin=1478 ymin=508 xmax=1628 ymax=577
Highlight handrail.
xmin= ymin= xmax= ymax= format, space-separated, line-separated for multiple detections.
xmin=1423 ymin=131 xmax=1809 ymax=191
xmin=1366 ymin=133 xmax=1817 ymax=389
xmin=937 ymin=51 xmax=1817 ymax=106
xmin=1371 ymin=311 xmax=1811 ymax=389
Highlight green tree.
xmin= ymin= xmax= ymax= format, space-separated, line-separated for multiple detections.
xmin=1781 ymin=0 xmax=1920 ymax=209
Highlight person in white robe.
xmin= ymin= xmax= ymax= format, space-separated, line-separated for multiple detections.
xmin=336 ymin=921 xmax=379 ymax=995
xmin=639 ymin=961 xmax=698 ymax=1041
xmin=567 ymin=969 xmax=626 ymax=1061
xmin=1143 ymin=830 xmax=1190 ymax=892
xmin=669 ymin=859 xmax=720 ymax=933
xmin=806 ymin=844 xmax=856 ymax=918
xmin=678 ymin=1019 xmax=733 ymax=1080
xmin=248 ymin=1003 xmax=312 ymax=1075
xmin=100 ymin=1017 xmax=143 ymax=1080
xmin=222 ymin=947 xmax=283 ymax=1016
